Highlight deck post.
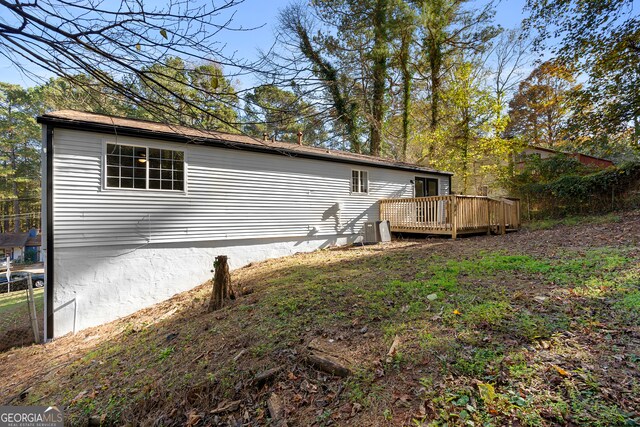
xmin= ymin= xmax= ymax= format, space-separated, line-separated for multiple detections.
xmin=500 ymin=200 xmax=506 ymax=235
xmin=485 ymin=198 xmax=491 ymax=235
xmin=451 ymin=195 xmax=458 ymax=240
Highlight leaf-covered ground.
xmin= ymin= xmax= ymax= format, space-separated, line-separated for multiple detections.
xmin=1 ymin=211 xmax=639 ymax=426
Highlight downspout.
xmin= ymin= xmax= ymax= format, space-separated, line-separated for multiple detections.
xmin=44 ymin=125 xmax=54 ymax=340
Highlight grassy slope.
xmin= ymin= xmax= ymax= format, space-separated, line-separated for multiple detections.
xmin=0 ymin=288 xmax=43 ymax=351
xmin=2 ymin=212 xmax=640 ymax=426
xmin=0 ymin=288 xmax=43 ymax=315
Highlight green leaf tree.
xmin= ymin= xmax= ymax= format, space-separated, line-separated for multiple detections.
xmin=525 ymin=0 xmax=640 ymax=150
xmin=0 ymin=83 xmax=41 ymax=232
xmin=128 ymin=57 xmax=240 ymax=132
xmin=505 ymin=61 xmax=578 ymax=148
xmin=243 ymin=85 xmax=327 ymax=146
xmin=272 ymin=0 xmax=395 ymax=155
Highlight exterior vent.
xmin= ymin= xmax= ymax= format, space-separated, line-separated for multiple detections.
xmin=363 ymin=220 xmax=391 ymax=244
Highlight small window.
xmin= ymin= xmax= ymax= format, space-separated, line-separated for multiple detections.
xmin=351 ymin=170 xmax=368 ymax=194
xmin=106 ymin=143 xmax=185 ymax=191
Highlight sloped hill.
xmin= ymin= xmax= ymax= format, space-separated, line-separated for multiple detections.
xmin=2 ymin=212 xmax=639 ymax=426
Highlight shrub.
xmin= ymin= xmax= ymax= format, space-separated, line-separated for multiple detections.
xmin=24 ymin=248 xmax=38 ymax=263
xmin=507 ymin=155 xmax=640 ymax=217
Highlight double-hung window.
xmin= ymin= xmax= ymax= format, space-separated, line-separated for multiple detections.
xmin=106 ymin=143 xmax=185 ymax=191
xmin=351 ymin=170 xmax=368 ymax=194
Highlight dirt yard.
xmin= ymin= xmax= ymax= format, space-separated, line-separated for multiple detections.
xmin=1 ymin=211 xmax=639 ymax=426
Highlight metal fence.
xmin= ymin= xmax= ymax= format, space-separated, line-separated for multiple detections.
xmin=0 ymin=274 xmax=43 ymax=352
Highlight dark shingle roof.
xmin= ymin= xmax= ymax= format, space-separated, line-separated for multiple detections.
xmin=0 ymin=233 xmax=29 ymax=248
xmin=38 ymin=110 xmax=452 ymax=176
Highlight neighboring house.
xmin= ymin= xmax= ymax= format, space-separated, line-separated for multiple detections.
xmin=0 ymin=229 xmax=43 ymax=265
xmin=25 ymin=230 xmax=43 ymax=263
xmin=0 ymin=232 xmax=29 ymax=263
xmin=518 ymin=145 xmax=614 ymax=169
xmin=38 ymin=110 xmax=452 ymax=339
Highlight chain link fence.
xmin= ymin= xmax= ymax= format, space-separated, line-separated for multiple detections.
xmin=0 ymin=273 xmax=44 ymax=352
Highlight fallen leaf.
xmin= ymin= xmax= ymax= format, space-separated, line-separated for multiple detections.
xmin=185 ymin=411 xmax=201 ymax=427
xmin=477 ymin=383 xmax=496 ymax=404
xmin=351 ymin=402 xmax=363 ymax=416
xmin=553 ymin=365 xmax=571 ymax=377
xmin=70 ymin=390 xmax=89 ymax=404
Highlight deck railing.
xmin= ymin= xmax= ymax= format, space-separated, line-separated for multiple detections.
xmin=379 ymin=195 xmax=520 ymax=239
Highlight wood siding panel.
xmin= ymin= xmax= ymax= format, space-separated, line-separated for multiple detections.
xmin=52 ymin=129 xmax=449 ymax=248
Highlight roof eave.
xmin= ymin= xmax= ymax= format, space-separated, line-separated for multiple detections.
xmin=37 ymin=115 xmax=453 ymax=176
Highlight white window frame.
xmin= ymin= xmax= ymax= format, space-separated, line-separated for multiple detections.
xmin=351 ymin=169 xmax=369 ymax=194
xmin=103 ymin=141 xmax=187 ymax=193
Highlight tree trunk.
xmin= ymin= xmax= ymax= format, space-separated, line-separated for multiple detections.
xmin=10 ymin=147 xmax=19 ymax=232
xmin=292 ymin=16 xmax=361 ymax=153
xmin=2 ymin=204 xmax=8 ymax=233
xmin=208 ymin=255 xmax=235 ymax=312
xmin=427 ymin=40 xmax=442 ymax=157
xmin=369 ymin=0 xmax=389 ymax=157
xmin=429 ymin=42 xmax=442 ymax=133
xmin=400 ymin=30 xmax=412 ymax=160
xmin=462 ymin=110 xmax=470 ymax=194
xmin=633 ymin=112 xmax=639 ymax=147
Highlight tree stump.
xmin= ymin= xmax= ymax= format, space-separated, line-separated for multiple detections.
xmin=208 ymin=255 xmax=235 ymax=312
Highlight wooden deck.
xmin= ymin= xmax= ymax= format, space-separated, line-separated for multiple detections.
xmin=380 ymin=195 xmax=521 ymax=239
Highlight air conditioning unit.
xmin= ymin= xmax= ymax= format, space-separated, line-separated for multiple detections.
xmin=378 ymin=220 xmax=391 ymax=242
xmin=363 ymin=220 xmax=391 ymax=244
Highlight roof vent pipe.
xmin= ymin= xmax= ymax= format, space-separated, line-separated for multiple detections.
xmin=297 ymin=131 xmax=303 ymax=145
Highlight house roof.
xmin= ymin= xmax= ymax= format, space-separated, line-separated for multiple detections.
xmin=37 ymin=110 xmax=452 ymax=176
xmin=0 ymin=233 xmax=29 ymax=248
xmin=526 ymin=145 xmax=613 ymax=164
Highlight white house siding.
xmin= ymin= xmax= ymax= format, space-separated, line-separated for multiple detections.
xmin=49 ymin=128 xmax=449 ymax=337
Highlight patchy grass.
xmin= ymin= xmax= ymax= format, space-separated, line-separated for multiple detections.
xmin=524 ymin=212 xmax=622 ymax=231
xmin=1 ymin=212 xmax=640 ymax=426
xmin=0 ymin=288 xmax=43 ymax=315
xmin=0 ymin=288 xmax=44 ymax=351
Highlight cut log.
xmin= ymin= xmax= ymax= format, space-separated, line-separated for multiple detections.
xmin=210 ymin=400 xmax=241 ymax=415
xmin=267 ymin=393 xmax=284 ymax=420
xmin=254 ymin=366 xmax=282 ymax=385
xmin=208 ymin=255 xmax=235 ymax=312
xmin=307 ymin=338 xmax=352 ymax=377
xmin=308 ymin=352 xmax=351 ymax=377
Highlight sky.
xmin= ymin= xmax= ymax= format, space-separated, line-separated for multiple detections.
xmin=0 ymin=0 xmax=529 ymax=89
